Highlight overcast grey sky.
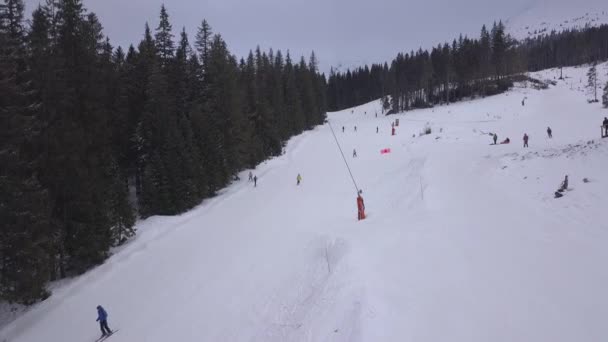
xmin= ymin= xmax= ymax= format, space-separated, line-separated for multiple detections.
xmin=24 ymin=0 xmax=534 ymax=73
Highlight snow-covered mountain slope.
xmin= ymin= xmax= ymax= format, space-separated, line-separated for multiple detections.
xmin=2 ymin=64 xmax=608 ymax=342
xmin=507 ymin=0 xmax=608 ymax=40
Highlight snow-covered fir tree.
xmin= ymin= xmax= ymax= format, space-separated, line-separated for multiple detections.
xmin=587 ymin=61 xmax=598 ymax=102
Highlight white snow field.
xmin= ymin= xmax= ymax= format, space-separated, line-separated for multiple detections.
xmin=507 ymin=0 xmax=608 ymax=40
xmin=2 ymin=64 xmax=608 ymax=342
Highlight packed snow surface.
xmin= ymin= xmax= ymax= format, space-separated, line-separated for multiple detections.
xmin=2 ymin=64 xmax=608 ymax=342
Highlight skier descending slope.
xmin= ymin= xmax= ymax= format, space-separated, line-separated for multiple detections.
xmin=95 ymin=305 xmax=113 ymax=340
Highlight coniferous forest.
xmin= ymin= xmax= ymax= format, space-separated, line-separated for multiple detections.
xmin=0 ymin=0 xmax=326 ymax=304
xmin=327 ymin=22 xmax=608 ymax=113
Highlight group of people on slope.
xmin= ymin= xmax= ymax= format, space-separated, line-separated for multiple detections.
xmin=492 ymin=127 xmax=553 ymax=147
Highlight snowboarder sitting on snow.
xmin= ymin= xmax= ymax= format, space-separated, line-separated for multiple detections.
xmin=559 ymin=175 xmax=568 ymax=192
xmin=603 ymin=117 xmax=608 ymax=137
xmin=96 ymin=305 xmax=112 ymax=338
xmin=297 ymin=174 xmax=302 ymax=186
xmin=493 ymin=133 xmax=498 ymax=145
xmin=500 ymin=137 xmax=510 ymax=144
xmin=555 ymin=175 xmax=568 ymax=198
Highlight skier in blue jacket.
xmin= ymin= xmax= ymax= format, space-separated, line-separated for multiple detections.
xmin=96 ymin=305 xmax=112 ymax=338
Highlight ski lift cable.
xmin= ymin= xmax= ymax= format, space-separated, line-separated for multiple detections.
xmin=327 ymin=120 xmax=360 ymax=194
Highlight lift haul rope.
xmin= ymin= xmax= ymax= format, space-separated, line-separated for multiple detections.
xmin=328 ymin=120 xmax=360 ymax=194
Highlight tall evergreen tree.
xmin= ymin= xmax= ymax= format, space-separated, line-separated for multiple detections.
xmin=155 ymin=5 xmax=174 ymax=64
xmin=587 ymin=61 xmax=598 ymax=102
xmin=194 ymin=19 xmax=212 ymax=75
xmin=491 ymin=21 xmax=506 ymax=80
xmin=603 ymin=79 xmax=608 ymax=108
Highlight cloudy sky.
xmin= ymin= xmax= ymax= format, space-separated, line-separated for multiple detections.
xmin=24 ymin=0 xmax=535 ymax=73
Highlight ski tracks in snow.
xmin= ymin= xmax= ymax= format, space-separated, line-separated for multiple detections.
xmin=252 ymin=236 xmax=365 ymax=342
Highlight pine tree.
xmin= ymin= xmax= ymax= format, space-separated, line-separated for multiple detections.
xmin=154 ymin=5 xmax=174 ymax=64
xmin=603 ymin=79 xmax=608 ymax=108
xmin=587 ymin=61 xmax=598 ymax=102
xmin=195 ymin=19 xmax=212 ymax=75
xmin=491 ymin=21 xmax=506 ymax=81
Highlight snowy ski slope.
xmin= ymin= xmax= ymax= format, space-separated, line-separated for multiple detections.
xmin=507 ymin=0 xmax=608 ymax=40
xmin=1 ymin=64 xmax=608 ymax=342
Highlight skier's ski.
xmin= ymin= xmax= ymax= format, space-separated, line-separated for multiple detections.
xmin=94 ymin=329 xmax=119 ymax=342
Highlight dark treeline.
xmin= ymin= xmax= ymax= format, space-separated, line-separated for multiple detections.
xmin=327 ymin=22 xmax=608 ymax=113
xmin=0 ymin=0 xmax=326 ymax=304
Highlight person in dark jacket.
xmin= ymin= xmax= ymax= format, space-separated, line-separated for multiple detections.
xmin=559 ymin=175 xmax=568 ymax=191
xmin=254 ymin=175 xmax=257 ymax=187
xmin=603 ymin=118 xmax=608 ymax=137
xmin=547 ymin=127 xmax=552 ymax=138
xmin=523 ymin=133 xmax=529 ymax=148
xmin=493 ymin=133 xmax=498 ymax=145
xmin=96 ymin=305 xmax=112 ymax=337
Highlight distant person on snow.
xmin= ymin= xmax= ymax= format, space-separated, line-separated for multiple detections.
xmin=342 ymin=126 xmax=345 ymax=133
xmin=493 ymin=133 xmax=498 ymax=145
xmin=353 ymin=149 xmax=357 ymax=158
xmin=547 ymin=127 xmax=552 ymax=138
xmin=603 ymin=117 xmax=608 ymax=137
xmin=500 ymin=137 xmax=510 ymax=144
xmin=96 ymin=305 xmax=112 ymax=338
xmin=354 ymin=126 xmax=357 ymax=132
xmin=523 ymin=133 xmax=529 ymax=148
xmin=555 ymin=175 xmax=568 ymax=198
xmin=357 ymin=190 xmax=366 ymax=221
xmin=559 ymin=175 xmax=568 ymax=191
xmin=254 ymin=175 xmax=257 ymax=187
xmin=297 ymin=174 xmax=302 ymax=186
xmin=376 ymin=126 xmax=379 ymax=134
xmin=248 ymin=171 xmax=253 ymax=182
